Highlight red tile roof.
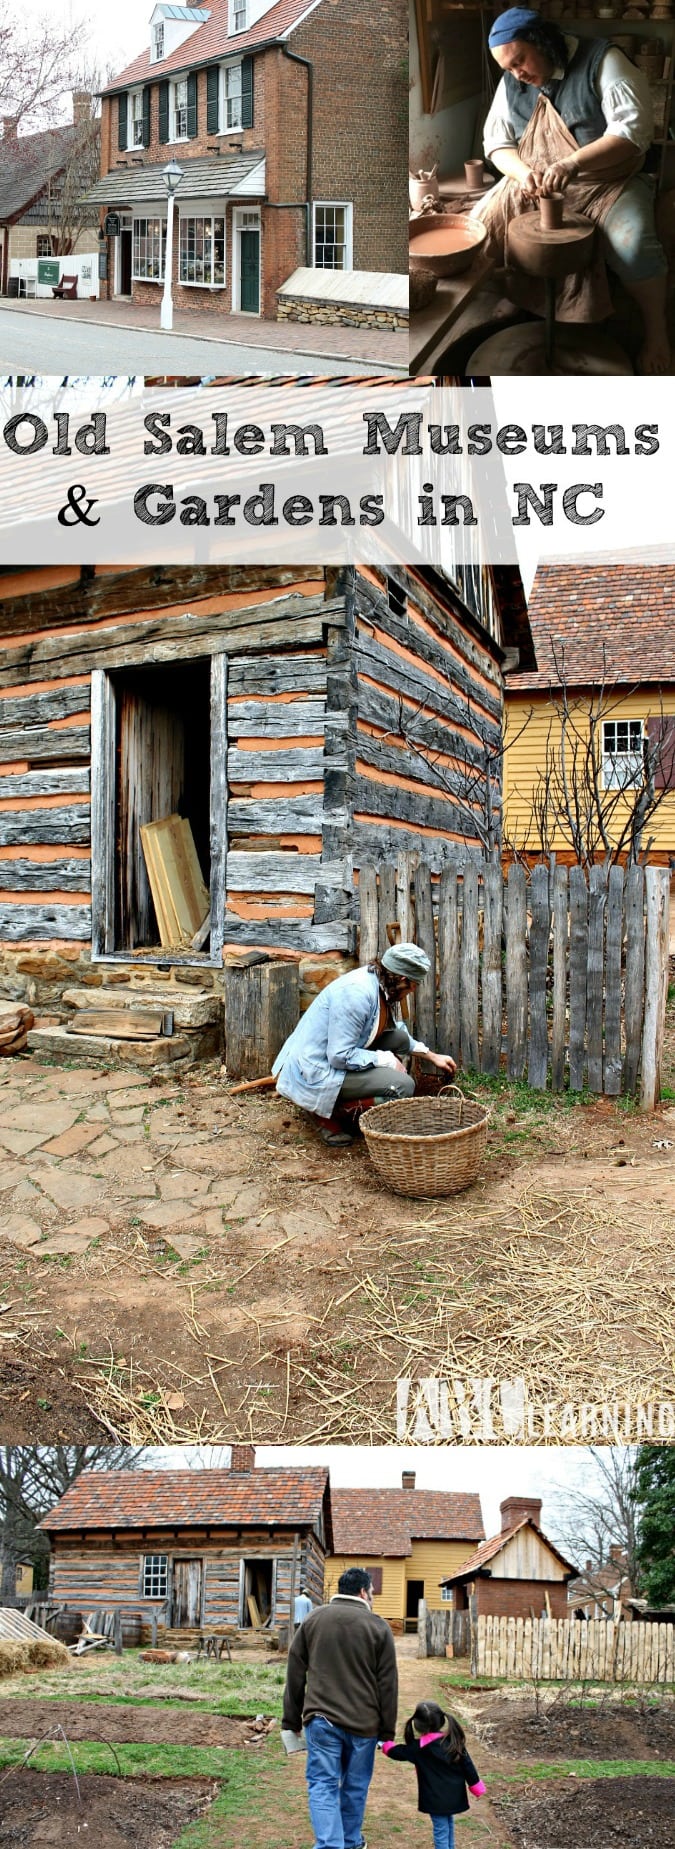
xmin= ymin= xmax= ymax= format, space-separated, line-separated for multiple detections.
xmin=331 ymin=1490 xmax=484 ymax=1558
xmin=510 ymin=565 xmax=675 ymax=692
xmin=103 ymin=0 xmax=317 ymax=93
xmin=440 ymin=1519 xmax=576 ymax=1585
xmin=41 ymin=1467 xmax=330 ymax=1534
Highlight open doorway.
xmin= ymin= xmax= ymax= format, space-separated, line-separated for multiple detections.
xmin=405 ymin=1579 xmax=424 ymax=1631
xmin=240 ymin=1558 xmax=275 ymax=1629
xmin=113 ymin=659 xmax=211 ymax=951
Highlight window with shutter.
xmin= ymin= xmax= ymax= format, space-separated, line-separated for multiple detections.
xmin=130 ymin=91 xmax=144 ymax=147
xmin=187 ymin=71 xmax=198 ymax=138
xmin=142 ymin=85 xmax=151 ymax=148
xmin=601 ymin=718 xmax=644 ymax=791
xmin=368 ymin=1567 xmax=383 ymax=1594
xmin=647 ymin=715 xmax=675 ymax=790
xmin=118 ymin=92 xmax=128 ymax=152
xmin=207 ymin=65 xmax=220 ymax=134
xmin=241 ymin=55 xmax=253 ymax=128
xmin=158 ymin=80 xmax=170 ymax=144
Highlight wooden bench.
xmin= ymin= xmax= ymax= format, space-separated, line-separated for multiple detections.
xmin=197 ymin=1631 xmax=233 ymax=1662
xmin=52 ymin=274 xmax=78 ymax=299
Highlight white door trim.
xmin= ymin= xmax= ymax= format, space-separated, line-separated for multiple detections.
xmin=232 ymin=205 xmax=261 ymax=315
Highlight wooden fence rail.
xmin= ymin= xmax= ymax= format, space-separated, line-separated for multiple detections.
xmin=472 ymin=1613 xmax=675 ymax=1684
xmin=417 ymin=1599 xmax=472 ymax=1658
xmin=358 ymin=854 xmax=670 ymax=1104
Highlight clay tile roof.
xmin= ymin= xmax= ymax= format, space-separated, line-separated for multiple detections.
xmin=0 ymin=125 xmax=78 ymax=222
xmin=509 ymin=564 xmax=675 ymax=692
xmin=330 ymin=1490 xmax=484 ymax=1558
xmin=40 ymin=1467 xmax=331 ymax=1536
xmin=103 ymin=0 xmax=318 ymax=93
xmin=440 ymin=1519 xmax=576 ymax=1585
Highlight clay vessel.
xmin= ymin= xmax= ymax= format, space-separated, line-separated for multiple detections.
xmin=464 ymin=159 xmax=484 ymax=187
xmin=539 ymin=193 xmax=564 ymax=231
xmin=409 ymin=167 xmax=440 ymax=212
xmin=409 ymin=213 xmax=486 ymax=277
xmin=508 ymin=208 xmax=595 ymax=278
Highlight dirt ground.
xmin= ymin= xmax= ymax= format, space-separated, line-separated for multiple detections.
xmin=0 ymin=1771 xmax=215 ymax=1848
xmin=1 ymin=993 xmax=674 ymax=1440
xmin=492 ymin=1776 xmax=675 ymax=1848
xmin=466 ymin=1689 xmax=675 ymax=1762
xmin=0 ymin=1699 xmax=272 ymax=1749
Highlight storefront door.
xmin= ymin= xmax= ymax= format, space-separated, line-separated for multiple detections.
xmin=240 ymin=228 xmax=260 ymax=314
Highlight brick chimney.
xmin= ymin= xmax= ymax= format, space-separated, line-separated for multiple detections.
xmin=72 ymin=90 xmax=92 ymax=127
xmin=401 ymin=1470 xmax=416 ymax=1491
xmin=500 ymin=1496 xmax=542 ymax=1532
xmin=230 ymin=1445 xmax=255 ymax=1473
xmin=2 ymin=118 xmax=18 ymax=142
xmin=609 ymin=1545 xmax=627 ymax=1566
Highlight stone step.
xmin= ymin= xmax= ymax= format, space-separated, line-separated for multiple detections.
xmin=61 ymin=985 xmax=222 ymax=1028
xmin=27 ymin=1023 xmax=220 ymax=1069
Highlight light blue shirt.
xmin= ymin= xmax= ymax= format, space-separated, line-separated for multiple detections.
xmin=272 ymin=966 xmax=427 ymax=1119
xmin=294 ymin=1593 xmax=313 ymax=1623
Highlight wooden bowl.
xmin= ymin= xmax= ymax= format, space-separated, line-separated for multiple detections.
xmin=409 ymin=213 xmax=486 ymax=277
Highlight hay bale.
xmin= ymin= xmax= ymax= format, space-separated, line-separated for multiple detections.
xmin=0 ymin=1641 xmax=29 ymax=1677
xmin=27 ymin=1636 xmax=69 ymax=1670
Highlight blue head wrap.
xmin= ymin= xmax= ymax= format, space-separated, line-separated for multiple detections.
xmin=488 ymin=7 xmax=541 ymax=48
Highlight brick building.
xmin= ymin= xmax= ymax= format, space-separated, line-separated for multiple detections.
xmin=440 ymin=1498 xmax=576 ymax=1622
xmin=87 ymin=0 xmax=407 ymax=321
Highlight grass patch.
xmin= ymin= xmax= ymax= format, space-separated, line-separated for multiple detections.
xmin=0 ymin=1738 xmax=231 ymax=1779
xmin=504 ymin=1759 xmax=675 ymax=1782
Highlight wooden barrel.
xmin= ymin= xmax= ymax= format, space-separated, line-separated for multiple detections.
xmin=121 ymin=1612 xmax=143 ymax=1649
xmin=51 ymin=1608 xmax=83 ymax=1645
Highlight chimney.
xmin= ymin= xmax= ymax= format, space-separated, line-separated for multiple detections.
xmin=72 ymin=90 xmax=92 ymax=127
xmin=2 ymin=118 xmax=18 ymax=142
xmin=230 ymin=1445 xmax=255 ymax=1473
xmin=500 ymin=1496 xmax=542 ymax=1533
xmin=609 ymin=1545 xmax=626 ymax=1566
xmin=401 ymin=1470 xmax=416 ymax=1491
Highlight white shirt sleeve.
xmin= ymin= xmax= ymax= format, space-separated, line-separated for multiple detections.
xmin=595 ymin=47 xmax=654 ymax=152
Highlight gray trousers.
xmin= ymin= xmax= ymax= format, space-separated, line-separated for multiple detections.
xmin=338 ymin=1026 xmax=416 ymax=1101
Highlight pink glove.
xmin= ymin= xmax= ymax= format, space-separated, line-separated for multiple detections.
xmin=469 ymin=1781 xmax=487 ymax=1796
xmin=380 ymin=1741 xmax=396 ymax=1754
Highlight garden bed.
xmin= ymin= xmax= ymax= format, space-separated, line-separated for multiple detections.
xmin=494 ymin=1774 xmax=675 ymax=1848
xmin=0 ymin=1770 xmax=215 ymax=1848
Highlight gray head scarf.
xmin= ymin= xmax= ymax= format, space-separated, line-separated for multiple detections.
xmin=381 ymin=942 xmax=431 ymax=981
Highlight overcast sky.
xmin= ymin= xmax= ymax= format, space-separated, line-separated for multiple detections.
xmin=21 ymin=1 xmax=152 ymax=94
xmin=143 ymin=1445 xmax=616 ymax=1550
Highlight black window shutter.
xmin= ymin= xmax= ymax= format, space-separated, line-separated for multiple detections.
xmin=118 ymin=92 xmax=128 ymax=151
xmin=241 ymin=56 xmax=254 ymax=129
xmin=142 ymin=84 xmax=151 ymax=147
xmin=158 ymin=80 xmax=170 ymax=144
xmin=187 ymin=70 xmax=198 ymax=138
xmin=207 ymin=65 xmax=219 ymax=134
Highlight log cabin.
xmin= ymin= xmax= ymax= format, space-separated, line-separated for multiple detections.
xmin=0 ymin=562 xmax=532 ymax=1036
xmin=40 ymin=1445 xmax=331 ymax=1638
xmin=325 ymin=1469 xmax=484 ymax=1633
xmin=439 ymin=1498 xmax=576 ymax=1622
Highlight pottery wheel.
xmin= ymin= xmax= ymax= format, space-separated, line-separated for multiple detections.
xmin=508 ymin=210 xmax=595 ymax=280
xmin=466 ymin=322 xmax=633 ymax=376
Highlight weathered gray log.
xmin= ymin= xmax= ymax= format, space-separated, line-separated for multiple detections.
xmin=358 ymin=864 xmax=379 ymax=962
xmin=0 ymin=602 xmax=343 ymax=688
xmin=0 ymin=806 xmax=90 ymax=847
xmin=0 ymin=684 xmax=91 ymax=729
xmin=377 ymin=863 xmax=397 ymax=956
xmin=321 ymin=607 xmax=358 ymax=867
xmin=223 ymin=961 xmax=299 ymax=1079
xmin=227 ymin=700 xmax=326 ymax=739
xmin=460 ymin=864 xmax=479 ymax=1071
xmin=568 ymin=866 xmax=588 ymax=1093
xmin=209 ymin=654 xmax=228 ymax=965
xmin=0 ymin=768 xmax=90 ymax=799
xmin=227 ymin=795 xmax=324 ymax=836
xmin=0 ymin=725 xmax=90 ymax=765
xmin=550 ymin=865 xmax=568 ymax=1093
xmin=527 ymin=862 xmax=550 ymax=1091
xmin=438 ymin=864 xmax=460 ymax=1063
xmin=505 ymin=863 xmax=527 ymax=1079
xmin=587 ymin=863 xmax=607 ymax=1094
xmin=355 ymin=631 xmax=502 ymax=755
xmin=228 ymin=653 xmax=327 ymax=698
xmin=623 ymin=864 xmax=645 ymax=1097
xmin=357 ymin=679 xmax=496 ymax=784
xmin=357 ymin=566 xmax=505 ymax=690
xmin=226 ymin=851 xmax=323 ymax=894
xmin=0 ymin=858 xmax=91 ymax=892
xmin=640 ymin=867 xmax=670 ymax=1111
xmin=228 ymin=747 xmax=325 ymax=785
xmin=355 ymin=586 xmax=503 ymax=723
xmin=0 ymin=903 xmax=91 ymax=940
xmin=354 ymin=732 xmax=484 ymax=837
xmin=395 ymin=850 xmax=418 ymax=1031
xmin=90 ymin=671 xmax=116 ymax=958
xmin=222 ymin=916 xmax=354 ymax=952
xmin=413 ymin=860 xmax=437 ymax=1050
xmin=352 ymin=821 xmax=483 ymax=872
xmin=481 ymin=860 xmax=503 ymax=1076
xmin=353 ymin=773 xmax=482 ymax=842
xmin=604 ymin=863 xmax=624 ymax=1096
xmin=0 ymin=565 xmax=325 ymax=640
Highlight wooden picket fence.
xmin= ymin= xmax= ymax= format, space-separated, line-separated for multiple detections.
xmin=358 ymin=853 xmax=671 ymax=1105
xmin=473 ymin=1613 xmax=675 ymax=1684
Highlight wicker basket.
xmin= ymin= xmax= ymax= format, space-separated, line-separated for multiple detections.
xmin=362 ymin=1085 xmax=489 ymax=1198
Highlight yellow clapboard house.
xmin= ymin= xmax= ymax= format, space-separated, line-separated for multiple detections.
xmin=504 ymin=565 xmax=675 ymax=886
xmin=325 ymin=1472 xmax=484 ymax=1631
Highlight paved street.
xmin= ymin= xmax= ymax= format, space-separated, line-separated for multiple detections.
xmin=0 ymin=301 xmax=408 ymax=377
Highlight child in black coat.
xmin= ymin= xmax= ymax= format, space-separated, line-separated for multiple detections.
xmin=381 ymin=1698 xmax=486 ymax=1849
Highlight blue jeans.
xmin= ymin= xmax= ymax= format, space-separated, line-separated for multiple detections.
xmin=431 ymin=1818 xmax=455 ymax=1849
xmin=305 ymin=1714 xmax=377 ymax=1849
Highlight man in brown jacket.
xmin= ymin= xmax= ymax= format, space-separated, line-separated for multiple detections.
xmin=283 ymin=1566 xmax=399 ymax=1849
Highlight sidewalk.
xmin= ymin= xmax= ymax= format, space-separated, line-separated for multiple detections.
xmin=0 ymin=294 xmax=409 ymax=373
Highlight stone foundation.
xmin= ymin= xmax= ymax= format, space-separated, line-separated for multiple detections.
xmin=276 ymin=297 xmax=407 ymax=330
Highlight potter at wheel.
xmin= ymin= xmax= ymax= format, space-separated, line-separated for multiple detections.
xmin=468 ymin=195 xmax=633 ymax=370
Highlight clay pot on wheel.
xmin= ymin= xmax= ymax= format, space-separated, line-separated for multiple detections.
xmin=539 ymin=193 xmax=564 ymax=231
xmin=464 ymin=159 xmax=484 ymax=187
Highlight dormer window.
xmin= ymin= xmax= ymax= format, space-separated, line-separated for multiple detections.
xmin=230 ymin=0 xmax=247 ymax=32
xmin=153 ymin=21 xmax=165 ymax=60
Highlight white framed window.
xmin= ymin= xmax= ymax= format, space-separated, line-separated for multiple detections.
xmin=223 ymin=62 xmax=243 ymax=128
xmin=131 ymin=90 xmax=144 ymax=147
xmin=313 ymin=201 xmax=352 ymax=270
xmin=179 ymin=214 xmax=226 ymax=286
xmin=602 ymin=718 xmax=644 ymax=791
xmin=143 ymin=1553 xmax=168 ymax=1598
xmin=36 ymin=235 xmax=52 ymax=257
xmin=173 ymin=77 xmax=189 ymax=140
xmin=132 ymin=215 xmax=167 ymax=281
xmin=152 ymin=20 xmax=165 ymax=60
xmin=230 ymin=0 xmax=247 ymax=32
xmin=441 ymin=1584 xmax=454 ymax=1602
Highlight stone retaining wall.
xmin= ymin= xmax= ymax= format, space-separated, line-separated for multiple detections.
xmin=276 ymin=296 xmax=407 ymax=330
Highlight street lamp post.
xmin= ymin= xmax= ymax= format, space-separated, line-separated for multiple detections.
xmin=160 ymin=158 xmax=183 ymax=332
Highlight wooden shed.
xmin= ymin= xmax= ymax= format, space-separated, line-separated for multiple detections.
xmin=0 ymin=562 xmax=531 ymax=1024
xmin=40 ymin=1446 xmax=331 ymax=1638
xmin=440 ymin=1498 xmax=576 ymax=1623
